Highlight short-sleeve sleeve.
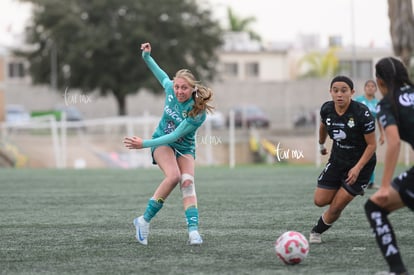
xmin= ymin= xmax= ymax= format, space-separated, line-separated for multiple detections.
xmin=377 ymin=99 xmax=397 ymax=129
xmin=358 ymin=104 xmax=376 ymax=134
xmin=319 ymin=101 xmax=331 ymax=125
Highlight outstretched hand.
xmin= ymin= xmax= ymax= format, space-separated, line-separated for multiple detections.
xmin=123 ymin=136 xmax=144 ymax=150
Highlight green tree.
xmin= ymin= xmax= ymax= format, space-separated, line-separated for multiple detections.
xmin=226 ymin=7 xmax=261 ymax=41
xmin=297 ymin=48 xmax=339 ymax=79
xmin=18 ymin=0 xmax=223 ymax=115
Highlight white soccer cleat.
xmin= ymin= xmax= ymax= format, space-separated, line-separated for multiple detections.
xmin=309 ymin=232 xmax=322 ymax=244
xmin=188 ymin=230 xmax=203 ymax=245
xmin=133 ymin=216 xmax=150 ymax=245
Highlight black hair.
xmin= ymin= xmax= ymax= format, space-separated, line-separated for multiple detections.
xmin=375 ymin=57 xmax=413 ymax=90
xmin=375 ymin=57 xmax=414 ymax=122
xmin=330 ymin=75 xmax=354 ymax=90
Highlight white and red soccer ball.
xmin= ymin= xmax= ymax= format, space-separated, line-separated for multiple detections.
xmin=275 ymin=231 xmax=309 ymax=265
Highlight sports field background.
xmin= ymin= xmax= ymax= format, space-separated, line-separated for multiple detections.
xmin=1 ymin=164 xmax=413 ymax=274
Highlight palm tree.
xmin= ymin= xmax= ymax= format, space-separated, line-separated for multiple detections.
xmin=388 ymin=0 xmax=414 ymax=68
xmin=227 ymin=7 xmax=261 ymax=41
xmin=297 ymin=48 xmax=339 ymax=79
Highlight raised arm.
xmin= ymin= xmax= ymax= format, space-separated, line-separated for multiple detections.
xmin=141 ymin=42 xmax=170 ymax=88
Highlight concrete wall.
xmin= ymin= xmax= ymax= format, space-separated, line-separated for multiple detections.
xmin=4 ymin=78 xmax=405 ymax=169
xmin=0 ymin=57 xmax=5 ymax=122
xmin=4 ymin=127 xmax=414 ymax=168
xmin=3 ymin=78 xmax=374 ymax=129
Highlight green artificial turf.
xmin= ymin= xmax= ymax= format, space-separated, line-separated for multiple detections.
xmin=0 ymin=165 xmax=412 ymax=274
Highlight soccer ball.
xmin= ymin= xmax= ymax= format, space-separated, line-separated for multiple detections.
xmin=275 ymin=231 xmax=309 ymax=265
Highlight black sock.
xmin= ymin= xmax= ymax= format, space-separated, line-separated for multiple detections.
xmin=364 ymin=199 xmax=407 ymax=274
xmin=311 ymin=215 xmax=331 ymax=234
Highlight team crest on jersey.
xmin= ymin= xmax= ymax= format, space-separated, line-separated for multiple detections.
xmin=347 ymin=117 xmax=355 ymax=128
xmin=182 ymin=111 xmax=188 ymax=118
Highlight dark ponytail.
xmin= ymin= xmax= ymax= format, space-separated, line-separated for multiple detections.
xmin=375 ymin=57 xmax=413 ymax=123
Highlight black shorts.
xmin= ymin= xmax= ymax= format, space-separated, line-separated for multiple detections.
xmin=391 ymin=166 xmax=414 ymax=211
xmin=317 ymin=159 xmax=376 ymax=196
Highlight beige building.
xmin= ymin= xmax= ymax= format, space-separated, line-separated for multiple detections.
xmin=218 ymin=32 xmax=392 ymax=82
xmin=1 ymin=46 xmax=31 ymax=122
xmin=0 ymin=54 xmax=4 ymax=122
xmin=1 ymin=33 xmax=393 ymax=122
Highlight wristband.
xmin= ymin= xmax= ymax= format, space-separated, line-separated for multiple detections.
xmin=319 ymin=144 xmax=326 ymax=151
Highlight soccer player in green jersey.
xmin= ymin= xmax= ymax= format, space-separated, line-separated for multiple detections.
xmin=124 ymin=42 xmax=214 ymax=246
xmin=355 ymin=80 xmax=385 ymax=189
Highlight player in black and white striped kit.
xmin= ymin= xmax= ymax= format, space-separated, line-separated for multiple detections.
xmin=365 ymin=57 xmax=414 ymax=275
xmin=309 ymin=75 xmax=377 ymax=244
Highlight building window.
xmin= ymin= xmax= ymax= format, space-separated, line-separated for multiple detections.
xmin=356 ymin=61 xmax=372 ymax=79
xmin=245 ymin=62 xmax=259 ymax=78
xmin=223 ymin=62 xmax=238 ymax=78
xmin=8 ymin=62 xmax=25 ymax=78
xmin=338 ymin=60 xmax=372 ymax=79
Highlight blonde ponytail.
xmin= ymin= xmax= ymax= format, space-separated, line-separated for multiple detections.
xmin=189 ymin=85 xmax=214 ymax=117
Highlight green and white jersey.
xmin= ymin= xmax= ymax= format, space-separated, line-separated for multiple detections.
xmin=141 ymin=52 xmax=206 ymax=154
xmin=354 ymin=95 xmax=379 ymax=118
